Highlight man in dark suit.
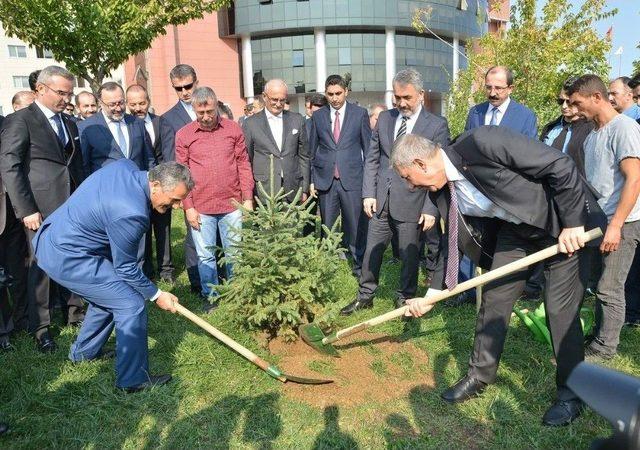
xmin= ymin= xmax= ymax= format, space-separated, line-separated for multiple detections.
xmin=127 ymin=85 xmax=175 ymax=283
xmin=0 ymin=65 xmax=85 ymax=352
xmin=395 ymin=128 xmax=606 ymax=426
xmin=75 ymin=91 xmax=98 ymax=120
xmin=160 ymin=64 xmax=200 ymax=293
xmin=242 ymin=78 xmax=309 ymax=203
xmin=78 ymin=82 xmax=154 ymax=177
xmin=308 ymin=75 xmax=371 ymax=276
xmin=340 ymin=69 xmax=450 ymax=315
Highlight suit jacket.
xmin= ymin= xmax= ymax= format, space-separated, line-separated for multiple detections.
xmin=0 ymin=102 xmax=84 ymax=219
xmin=539 ymin=117 xmax=594 ymax=178
xmin=362 ymin=107 xmax=450 ymax=223
xmin=427 ymin=126 xmax=607 ymax=287
xmin=0 ymin=115 xmax=5 ymax=234
xmin=308 ymin=102 xmax=372 ymax=191
xmin=78 ymin=112 xmax=154 ymax=177
xmin=464 ymin=99 xmax=538 ymax=138
xmin=242 ymin=109 xmax=310 ymax=199
xmin=149 ymin=113 xmax=163 ymax=164
xmin=33 ymin=159 xmax=157 ymax=300
xmin=160 ymin=101 xmax=193 ymax=162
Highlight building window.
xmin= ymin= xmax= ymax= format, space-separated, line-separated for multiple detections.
xmin=292 ymin=49 xmax=304 ymax=67
xmin=35 ymin=46 xmax=54 ymax=59
xmin=338 ymin=48 xmax=351 ymax=65
xmin=13 ymin=76 xmax=30 ymax=88
xmin=8 ymin=45 xmax=27 ymax=58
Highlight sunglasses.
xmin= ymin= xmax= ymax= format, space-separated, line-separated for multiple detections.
xmin=173 ymin=81 xmax=196 ymax=92
xmin=556 ymin=98 xmax=570 ymax=106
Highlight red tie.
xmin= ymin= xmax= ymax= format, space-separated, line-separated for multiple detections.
xmin=333 ymin=111 xmax=341 ymax=179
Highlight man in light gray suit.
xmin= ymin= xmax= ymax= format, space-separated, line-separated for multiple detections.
xmin=242 ymin=79 xmax=309 ymax=202
xmin=341 ymin=68 xmax=450 ymax=315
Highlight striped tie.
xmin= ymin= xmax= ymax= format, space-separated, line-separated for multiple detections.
xmin=395 ymin=116 xmax=408 ymax=140
xmin=444 ymin=181 xmax=460 ymax=290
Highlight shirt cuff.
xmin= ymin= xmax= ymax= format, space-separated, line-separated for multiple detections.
xmin=149 ymin=289 xmax=162 ymax=302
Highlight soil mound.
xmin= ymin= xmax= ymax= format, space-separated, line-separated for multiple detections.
xmin=269 ymin=332 xmax=435 ymax=408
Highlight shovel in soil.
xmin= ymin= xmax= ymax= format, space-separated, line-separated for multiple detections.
xmin=173 ymin=303 xmax=333 ymax=385
xmin=300 ymin=227 xmax=603 ymax=357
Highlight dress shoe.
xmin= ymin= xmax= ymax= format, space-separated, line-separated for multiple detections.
xmin=340 ymin=299 xmax=373 ymax=316
xmin=35 ymin=331 xmax=57 ymax=353
xmin=441 ymin=376 xmax=487 ymax=403
xmin=0 ymin=341 xmax=15 ymax=352
xmin=584 ymin=345 xmax=614 ymax=363
xmin=122 ymin=374 xmax=172 ymax=393
xmin=542 ymin=399 xmax=583 ymax=426
xmin=444 ymin=292 xmax=475 ymax=308
xmin=0 ymin=421 xmax=8 ymax=435
xmin=395 ymin=296 xmax=407 ymax=309
xmin=202 ymin=299 xmax=219 ymax=314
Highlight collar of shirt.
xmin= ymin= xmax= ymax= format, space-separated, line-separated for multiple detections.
xmin=400 ymin=103 xmax=422 ymax=121
xmin=441 ymin=149 xmax=464 ymax=182
xmin=144 ymin=114 xmax=152 ymax=125
xmin=180 ymin=101 xmax=193 ymax=112
xmin=265 ymin=108 xmax=283 ymax=120
xmin=195 ymin=117 xmax=222 ymax=133
xmin=102 ymin=110 xmax=124 ymax=124
xmin=34 ymin=100 xmax=58 ymax=120
xmin=489 ymin=97 xmax=511 ymax=115
xmin=623 ymin=104 xmax=640 ymax=120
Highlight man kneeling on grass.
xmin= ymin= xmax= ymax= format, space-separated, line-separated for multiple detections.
xmin=393 ymin=129 xmax=606 ymax=426
xmin=33 ymin=160 xmax=192 ymax=392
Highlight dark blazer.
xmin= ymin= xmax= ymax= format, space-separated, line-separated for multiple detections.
xmin=539 ymin=117 xmax=594 ymax=178
xmin=0 ymin=102 xmax=84 ymax=219
xmin=464 ymin=99 xmax=538 ymax=138
xmin=149 ymin=113 xmax=163 ymax=164
xmin=242 ymin=109 xmax=310 ymax=199
xmin=160 ymin=101 xmax=193 ymax=162
xmin=308 ymin=102 xmax=372 ymax=191
xmin=78 ymin=112 xmax=154 ymax=177
xmin=427 ymin=126 xmax=606 ymax=286
xmin=0 ymin=115 xmax=5 ymax=234
xmin=362 ymin=107 xmax=450 ymax=223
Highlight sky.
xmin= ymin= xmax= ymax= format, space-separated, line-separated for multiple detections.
xmin=595 ymin=0 xmax=639 ymax=78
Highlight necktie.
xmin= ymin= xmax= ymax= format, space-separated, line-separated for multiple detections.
xmin=551 ymin=123 xmax=570 ymax=152
xmin=115 ymin=120 xmax=128 ymax=158
xmin=333 ymin=111 xmax=341 ymax=178
xmin=489 ymin=107 xmax=498 ymax=126
xmin=396 ymin=116 xmax=408 ymax=140
xmin=444 ymin=181 xmax=460 ymax=290
xmin=51 ymin=114 xmax=66 ymax=145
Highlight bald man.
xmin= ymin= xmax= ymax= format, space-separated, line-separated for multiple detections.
xmin=12 ymin=91 xmax=35 ymax=112
xmin=242 ymin=79 xmax=309 ymax=202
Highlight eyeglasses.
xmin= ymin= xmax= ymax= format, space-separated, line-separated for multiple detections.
xmin=41 ymin=83 xmax=74 ymax=99
xmin=173 ymin=81 xmax=196 ymax=92
xmin=101 ymin=100 xmax=125 ymax=109
xmin=484 ymin=85 xmax=510 ymax=92
xmin=264 ymin=93 xmax=287 ymax=105
xmin=556 ymin=98 xmax=570 ymax=106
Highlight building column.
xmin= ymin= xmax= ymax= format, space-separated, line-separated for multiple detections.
xmin=241 ymin=34 xmax=254 ymax=103
xmin=314 ymin=28 xmax=327 ymax=93
xmin=452 ymin=35 xmax=460 ymax=82
xmin=385 ymin=27 xmax=396 ymax=109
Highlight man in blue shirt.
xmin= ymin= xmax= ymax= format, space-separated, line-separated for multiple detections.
xmin=608 ymin=77 xmax=640 ymax=121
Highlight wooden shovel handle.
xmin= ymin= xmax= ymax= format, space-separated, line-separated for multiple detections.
xmin=329 ymin=227 xmax=603 ymax=344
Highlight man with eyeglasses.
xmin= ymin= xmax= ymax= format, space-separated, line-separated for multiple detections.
xmin=0 ymin=65 xmax=85 ymax=352
xmin=160 ymin=64 xmax=201 ymax=294
xmin=242 ymin=78 xmax=309 ymax=203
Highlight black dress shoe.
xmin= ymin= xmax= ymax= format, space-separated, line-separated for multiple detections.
xmin=202 ymin=300 xmax=219 ymax=314
xmin=68 ymin=320 xmax=83 ymax=329
xmin=35 ymin=331 xmax=57 ymax=353
xmin=542 ymin=399 xmax=583 ymax=426
xmin=441 ymin=376 xmax=487 ymax=403
xmin=123 ymin=374 xmax=172 ymax=393
xmin=0 ymin=421 xmax=8 ymax=435
xmin=395 ymin=296 xmax=407 ymax=309
xmin=0 ymin=341 xmax=15 ymax=352
xmin=340 ymin=299 xmax=373 ymax=316
xmin=444 ymin=292 xmax=475 ymax=308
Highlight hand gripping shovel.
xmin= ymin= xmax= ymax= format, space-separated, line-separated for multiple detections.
xmin=300 ymin=227 xmax=603 ymax=357
xmin=174 ymin=303 xmax=333 ymax=384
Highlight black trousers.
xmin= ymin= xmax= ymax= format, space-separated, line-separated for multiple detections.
xmin=183 ymin=214 xmax=201 ymax=289
xmin=0 ymin=197 xmax=28 ymax=337
xmin=419 ymin=224 xmax=441 ymax=273
xmin=467 ymin=223 xmax=584 ymax=400
xmin=357 ymin=197 xmax=421 ymax=301
xmin=143 ymin=208 xmax=174 ymax=279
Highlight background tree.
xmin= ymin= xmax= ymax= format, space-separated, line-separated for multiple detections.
xmin=415 ymin=0 xmax=614 ymax=135
xmin=0 ymin=0 xmax=231 ymax=93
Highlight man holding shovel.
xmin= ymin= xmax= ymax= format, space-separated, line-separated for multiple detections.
xmin=393 ymin=128 xmax=606 ymax=426
xmin=32 ymin=160 xmax=193 ymax=392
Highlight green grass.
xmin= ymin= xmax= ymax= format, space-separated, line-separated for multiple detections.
xmin=1 ymin=209 xmax=638 ymax=448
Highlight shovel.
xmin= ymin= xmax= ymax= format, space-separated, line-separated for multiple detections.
xmin=300 ymin=227 xmax=603 ymax=357
xmin=173 ymin=303 xmax=333 ymax=384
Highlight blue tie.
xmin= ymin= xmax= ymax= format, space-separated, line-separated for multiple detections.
xmin=115 ymin=120 xmax=128 ymax=158
xmin=51 ymin=114 xmax=66 ymax=145
xmin=489 ymin=107 xmax=498 ymax=126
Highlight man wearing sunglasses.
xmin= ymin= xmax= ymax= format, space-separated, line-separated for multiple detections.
xmin=0 ymin=65 xmax=85 ymax=352
xmin=160 ymin=64 xmax=201 ymax=294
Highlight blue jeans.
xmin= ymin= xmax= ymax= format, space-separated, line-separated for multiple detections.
xmin=190 ymin=210 xmax=242 ymax=296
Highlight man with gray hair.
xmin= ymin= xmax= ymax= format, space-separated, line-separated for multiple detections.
xmin=175 ymin=87 xmax=254 ymax=312
xmin=340 ymin=68 xmax=449 ymax=316
xmin=393 ymin=128 xmax=605 ymax=426
xmin=33 ymin=159 xmax=192 ymax=392
xmin=0 ymin=65 xmax=85 ymax=352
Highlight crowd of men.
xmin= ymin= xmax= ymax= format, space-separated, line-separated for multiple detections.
xmin=0 ymin=62 xmax=640 ymax=431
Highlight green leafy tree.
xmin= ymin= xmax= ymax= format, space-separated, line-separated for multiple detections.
xmin=214 ymin=165 xmax=344 ymax=343
xmin=0 ymin=0 xmax=230 ymax=93
xmin=415 ymin=0 xmax=614 ymax=135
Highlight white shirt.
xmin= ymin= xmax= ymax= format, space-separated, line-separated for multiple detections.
xmin=483 ymin=97 xmax=511 ymax=126
xmin=144 ymin=114 xmax=155 ymax=146
xmin=441 ymin=149 xmax=521 ymax=224
xmin=265 ymin=108 xmax=283 ymax=151
xmin=35 ymin=100 xmax=68 ymax=145
xmin=181 ymin=101 xmax=196 ymax=121
xmin=394 ymin=104 xmax=422 ymax=137
xmin=102 ymin=111 xmax=130 ymax=158
xmin=330 ymin=103 xmax=347 ymax=132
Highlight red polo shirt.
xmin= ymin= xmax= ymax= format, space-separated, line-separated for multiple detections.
xmin=175 ymin=118 xmax=254 ymax=214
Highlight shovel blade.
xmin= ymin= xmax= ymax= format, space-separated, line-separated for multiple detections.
xmin=283 ymin=373 xmax=334 ymax=385
xmin=298 ymin=323 xmax=340 ymax=357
